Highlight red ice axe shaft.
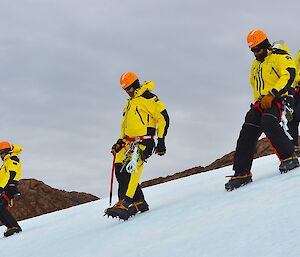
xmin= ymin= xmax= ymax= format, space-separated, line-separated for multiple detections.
xmin=109 ymin=153 xmax=116 ymax=206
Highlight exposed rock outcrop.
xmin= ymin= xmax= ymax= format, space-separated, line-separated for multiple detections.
xmin=9 ymin=179 xmax=99 ymax=221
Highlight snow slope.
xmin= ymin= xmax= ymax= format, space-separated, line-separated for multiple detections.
xmin=1 ymin=154 xmax=300 ymax=257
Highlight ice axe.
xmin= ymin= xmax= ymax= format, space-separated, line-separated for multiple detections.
xmin=109 ymin=152 xmax=116 ymax=206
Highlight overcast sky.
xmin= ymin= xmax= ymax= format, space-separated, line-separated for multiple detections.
xmin=0 ymin=0 xmax=299 ymax=197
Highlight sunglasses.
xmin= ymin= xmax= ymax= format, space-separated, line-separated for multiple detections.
xmin=124 ymin=85 xmax=134 ymax=91
xmin=251 ymin=45 xmax=263 ymax=53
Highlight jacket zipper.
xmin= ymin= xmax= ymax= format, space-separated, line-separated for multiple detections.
xmin=272 ymin=67 xmax=280 ymax=78
xmin=136 ymin=107 xmax=145 ymax=125
xmin=123 ymin=102 xmax=130 ymax=129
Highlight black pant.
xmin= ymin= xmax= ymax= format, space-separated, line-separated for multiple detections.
xmin=0 ymin=197 xmax=19 ymax=229
xmin=288 ymin=93 xmax=300 ymax=146
xmin=288 ymin=120 xmax=299 ymax=146
xmin=115 ymin=139 xmax=155 ymax=203
xmin=233 ymin=103 xmax=294 ymax=176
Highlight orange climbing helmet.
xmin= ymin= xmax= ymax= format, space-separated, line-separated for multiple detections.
xmin=0 ymin=141 xmax=11 ymax=154
xmin=247 ymin=29 xmax=268 ymax=49
xmin=120 ymin=72 xmax=139 ymax=89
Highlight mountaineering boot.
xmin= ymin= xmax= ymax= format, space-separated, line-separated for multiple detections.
xmin=104 ymin=200 xmax=131 ymax=221
xmin=4 ymin=226 xmax=22 ymax=237
xmin=225 ymin=172 xmax=253 ymax=191
xmin=279 ymin=155 xmax=299 ymax=174
xmin=128 ymin=200 xmax=149 ymax=216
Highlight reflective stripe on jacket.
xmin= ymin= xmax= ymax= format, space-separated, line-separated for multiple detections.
xmin=250 ymin=49 xmax=296 ymax=102
xmin=119 ymin=81 xmax=169 ymax=139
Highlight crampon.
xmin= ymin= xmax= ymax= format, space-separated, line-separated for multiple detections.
xmin=104 ymin=200 xmax=149 ymax=221
xmin=225 ymin=172 xmax=253 ymax=191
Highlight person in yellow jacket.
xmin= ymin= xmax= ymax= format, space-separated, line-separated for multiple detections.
xmin=0 ymin=141 xmax=22 ymax=237
xmin=105 ymin=72 xmax=169 ymax=220
xmin=225 ymin=30 xmax=299 ymax=191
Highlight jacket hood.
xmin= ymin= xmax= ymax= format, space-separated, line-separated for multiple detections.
xmin=11 ymin=144 xmax=22 ymax=155
xmin=135 ymin=81 xmax=155 ymax=97
xmin=3 ymin=144 xmax=22 ymax=161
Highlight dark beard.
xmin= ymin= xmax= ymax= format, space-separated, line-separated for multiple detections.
xmin=256 ymin=56 xmax=265 ymax=61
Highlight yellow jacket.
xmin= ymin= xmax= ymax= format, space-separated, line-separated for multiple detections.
xmin=250 ymin=49 xmax=296 ymax=102
xmin=119 ymin=81 xmax=169 ymax=139
xmin=0 ymin=144 xmax=22 ymax=189
xmin=295 ymin=51 xmax=300 ymax=86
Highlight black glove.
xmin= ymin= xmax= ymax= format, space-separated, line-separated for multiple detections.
xmin=111 ymin=139 xmax=125 ymax=155
xmin=155 ymin=138 xmax=166 ymax=156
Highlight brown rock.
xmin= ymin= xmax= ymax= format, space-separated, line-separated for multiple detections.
xmin=7 ymin=179 xmax=99 ymax=222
